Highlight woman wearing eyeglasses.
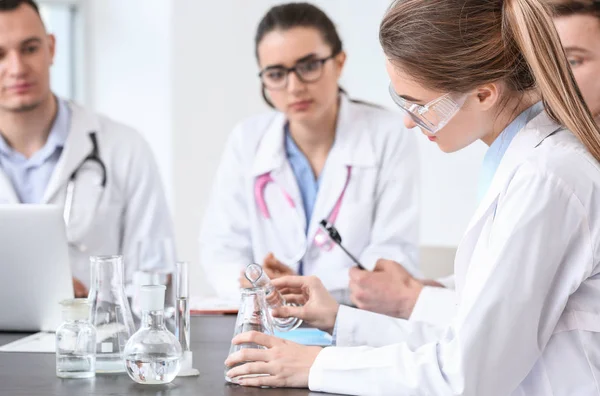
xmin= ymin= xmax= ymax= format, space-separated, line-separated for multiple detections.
xmin=224 ymin=0 xmax=600 ymax=394
xmin=199 ymin=3 xmax=420 ymax=301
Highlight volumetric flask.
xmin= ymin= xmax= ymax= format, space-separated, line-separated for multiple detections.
xmin=224 ymin=288 xmax=274 ymax=384
xmin=88 ymin=255 xmax=136 ymax=373
xmin=244 ymin=263 xmax=302 ymax=331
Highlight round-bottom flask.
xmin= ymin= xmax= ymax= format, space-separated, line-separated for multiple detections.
xmin=123 ymin=285 xmax=182 ymax=384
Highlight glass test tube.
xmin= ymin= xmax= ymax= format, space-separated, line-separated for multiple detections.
xmin=175 ymin=261 xmax=190 ymax=352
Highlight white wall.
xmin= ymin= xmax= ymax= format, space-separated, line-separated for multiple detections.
xmin=40 ymin=4 xmax=74 ymax=100
xmin=83 ymin=0 xmax=174 ymax=207
xmin=82 ymin=0 xmax=485 ymax=296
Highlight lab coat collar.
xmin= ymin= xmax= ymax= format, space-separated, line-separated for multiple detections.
xmin=464 ymin=110 xmax=563 ymax=236
xmin=250 ymin=93 xmax=377 ymax=177
xmin=42 ymin=101 xmax=101 ymax=203
xmin=331 ymin=94 xmax=378 ymax=168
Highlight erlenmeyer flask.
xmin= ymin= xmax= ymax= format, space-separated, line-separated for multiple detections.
xmin=224 ymin=288 xmax=274 ymax=384
xmin=88 ymin=255 xmax=136 ymax=373
xmin=245 ymin=263 xmax=302 ymax=332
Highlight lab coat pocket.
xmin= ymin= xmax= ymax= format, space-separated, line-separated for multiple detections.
xmin=67 ymin=183 xmax=104 ymax=244
xmin=334 ymin=200 xmax=374 ymax=259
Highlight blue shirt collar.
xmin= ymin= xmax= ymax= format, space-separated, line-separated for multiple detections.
xmin=0 ymin=98 xmax=70 ymax=163
xmin=478 ymin=102 xmax=544 ymax=201
xmin=284 ymin=123 xmax=304 ymax=160
xmin=46 ymin=98 xmax=70 ymax=148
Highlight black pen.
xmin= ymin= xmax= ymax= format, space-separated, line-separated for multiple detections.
xmin=319 ymin=219 xmax=366 ymax=270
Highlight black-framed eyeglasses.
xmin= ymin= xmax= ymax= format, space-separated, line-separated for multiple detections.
xmin=259 ymin=53 xmax=338 ymax=90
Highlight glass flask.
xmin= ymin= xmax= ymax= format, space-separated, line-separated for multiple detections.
xmin=224 ymin=287 xmax=274 ymax=384
xmin=244 ymin=263 xmax=303 ymax=331
xmin=123 ymin=285 xmax=182 ymax=384
xmin=56 ymin=299 xmax=96 ymax=379
xmin=131 ymin=270 xmax=161 ymax=319
xmin=88 ymin=255 xmax=136 ymax=373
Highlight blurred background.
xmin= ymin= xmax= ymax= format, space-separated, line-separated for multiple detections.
xmin=42 ymin=0 xmax=485 ymax=296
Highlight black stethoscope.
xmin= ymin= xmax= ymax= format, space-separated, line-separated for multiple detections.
xmin=62 ymin=132 xmax=107 ymax=226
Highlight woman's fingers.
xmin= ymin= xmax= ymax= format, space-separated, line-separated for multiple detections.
xmin=226 ymin=362 xmax=273 ymax=381
xmin=225 ymin=347 xmax=269 ymax=367
xmin=231 ymin=331 xmax=278 ymax=348
xmin=271 ymin=304 xmax=305 ymax=319
xmin=272 ymin=275 xmax=310 ymax=289
xmin=281 ymin=293 xmax=306 ymax=306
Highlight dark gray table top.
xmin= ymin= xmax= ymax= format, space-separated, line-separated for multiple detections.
xmin=0 ymin=315 xmax=340 ymax=396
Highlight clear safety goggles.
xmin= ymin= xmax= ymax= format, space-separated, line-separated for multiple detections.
xmin=388 ymin=83 xmax=467 ymax=134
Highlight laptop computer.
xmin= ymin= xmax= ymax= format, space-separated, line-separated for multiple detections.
xmin=0 ymin=205 xmax=74 ymax=332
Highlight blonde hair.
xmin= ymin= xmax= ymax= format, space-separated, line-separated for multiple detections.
xmin=380 ymin=0 xmax=600 ymax=161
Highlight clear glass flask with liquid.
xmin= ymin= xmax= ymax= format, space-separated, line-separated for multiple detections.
xmin=224 ymin=287 xmax=274 ymax=384
xmin=56 ymin=299 xmax=96 ymax=379
xmin=123 ymin=285 xmax=182 ymax=384
xmin=244 ymin=263 xmax=302 ymax=331
xmin=88 ymin=255 xmax=136 ymax=373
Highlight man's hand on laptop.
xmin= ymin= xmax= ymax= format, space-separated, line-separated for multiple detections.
xmin=73 ymin=277 xmax=88 ymax=298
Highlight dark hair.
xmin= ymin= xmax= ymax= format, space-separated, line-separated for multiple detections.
xmin=380 ymin=0 xmax=600 ymax=162
xmin=255 ymin=2 xmax=343 ymax=107
xmin=545 ymin=0 xmax=600 ymax=18
xmin=0 ymin=0 xmax=40 ymax=14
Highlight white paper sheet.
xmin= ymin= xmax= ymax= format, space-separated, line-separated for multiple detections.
xmin=0 ymin=332 xmax=55 ymax=353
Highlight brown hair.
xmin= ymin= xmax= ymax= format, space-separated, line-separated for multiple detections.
xmin=545 ymin=0 xmax=600 ymax=18
xmin=0 ymin=0 xmax=40 ymax=14
xmin=380 ymin=0 xmax=600 ymax=161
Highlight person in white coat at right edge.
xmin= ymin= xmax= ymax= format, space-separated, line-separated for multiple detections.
xmin=199 ymin=3 xmax=420 ymax=302
xmin=224 ymin=0 xmax=600 ymax=394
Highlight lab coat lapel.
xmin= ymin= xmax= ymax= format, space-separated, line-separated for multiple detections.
xmin=0 ymin=168 xmax=19 ymax=203
xmin=306 ymin=95 xmax=377 ymax=243
xmin=42 ymin=102 xmax=99 ymax=204
xmin=252 ymin=113 xmax=306 ymax=232
xmin=454 ymin=111 xmax=563 ymax=289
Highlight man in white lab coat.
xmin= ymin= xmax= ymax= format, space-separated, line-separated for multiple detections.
xmin=0 ymin=0 xmax=175 ymax=296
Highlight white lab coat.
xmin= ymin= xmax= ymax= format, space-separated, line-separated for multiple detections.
xmin=200 ymin=94 xmax=420 ymax=297
xmin=410 ymin=275 xmax=458 ymax=327
xmin=0 ymin=101 xmax=175 ymax=288
xmin=309 ymin=111 xmax=600 ymax=395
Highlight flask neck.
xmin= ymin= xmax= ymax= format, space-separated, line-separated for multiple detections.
xmin=90 ymin=256 xmax=125 ymax=291
xmin=142 ymin=310 xmax=166 ymax=330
